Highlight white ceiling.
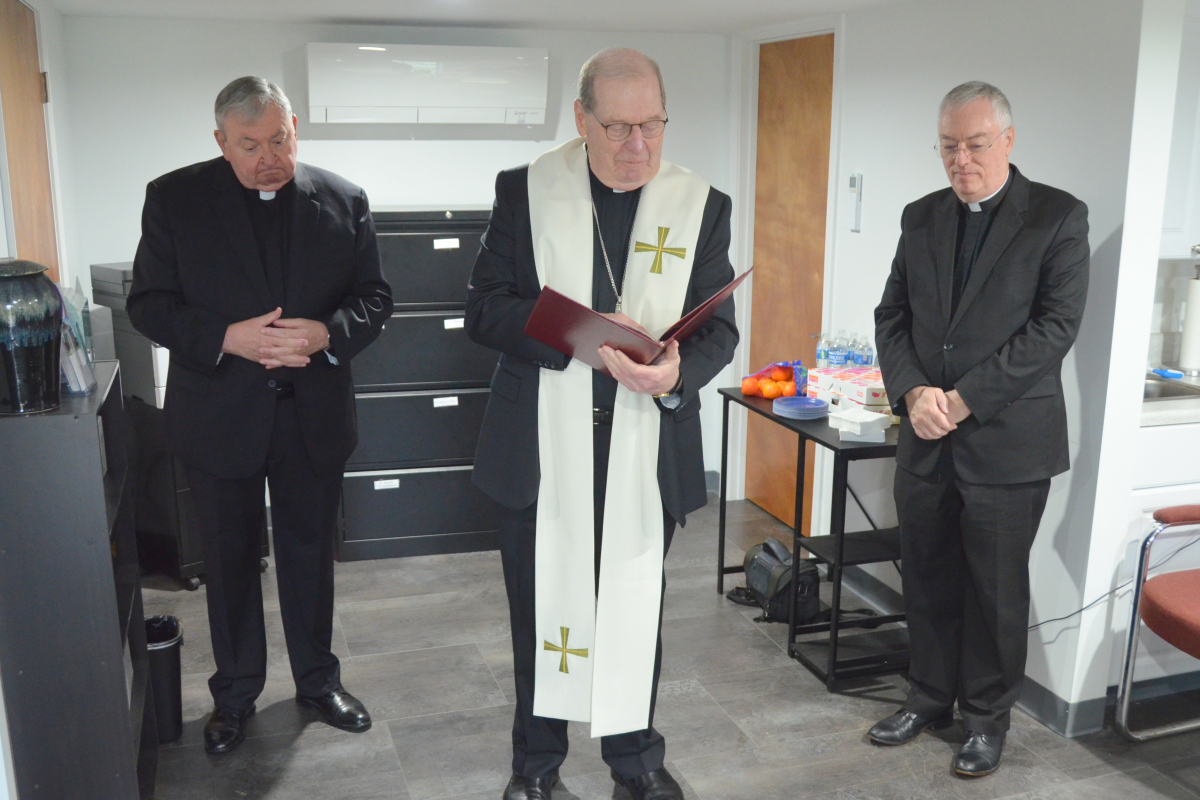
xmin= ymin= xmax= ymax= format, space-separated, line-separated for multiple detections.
xmin=44 ymin=0 xmax=898 ymax=35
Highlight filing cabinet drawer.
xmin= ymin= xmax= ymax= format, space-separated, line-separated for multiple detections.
xmin=341 ymin=466 xmax=501 ymax=542
xmin=377 ymin=228 xmax=485 ymax=309
xmin=354 ymin=312 xmax=497 ymax=390
xmin=348 ymin=389 xmax=488 ymax=469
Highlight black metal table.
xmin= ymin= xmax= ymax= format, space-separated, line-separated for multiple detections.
xmin=717 ymin=387 xmax=909 ymax=688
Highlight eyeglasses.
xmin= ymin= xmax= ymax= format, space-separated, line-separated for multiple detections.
xmin=591 ymin=111 xmax=668 ymax=142
xmin=934 ymin=127 xmax=1011 ymax=160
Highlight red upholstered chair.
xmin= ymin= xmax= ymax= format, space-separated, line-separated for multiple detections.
xmin=1116 ymin=504 xmax=1200 ymax=741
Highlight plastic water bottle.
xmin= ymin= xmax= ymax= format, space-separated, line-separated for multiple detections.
xmin=828 ymin=330 xmax=848 ymax=367
xmin=815 ymin=332 xmax=830 ymax=368
xmin=859 ymin=337 xmax=875 ymax=367
xmin=851 ymin=333 xmax=869 ymax=367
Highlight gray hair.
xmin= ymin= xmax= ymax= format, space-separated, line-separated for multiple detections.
xmin=215 ymin=76 xmax=293 ymax=132
xmin=939 ymin=81 xmax=1012 ymax=130
xmin=578 ymin=48 xmax=666 ymax=113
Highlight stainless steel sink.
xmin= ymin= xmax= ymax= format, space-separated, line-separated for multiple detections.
xmin=1145 ymin=375 xmax=1200 ymax=401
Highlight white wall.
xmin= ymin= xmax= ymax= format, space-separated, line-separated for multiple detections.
xmin=28 ymin=0 xmax=76 ymax=288
xmin=59 ymin=16 xmax=735 ymax=472
xmin=1067 ymin=0 xmax=1185 ymax=730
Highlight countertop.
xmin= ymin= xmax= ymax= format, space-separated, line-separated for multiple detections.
xmin=1142 ymin=370 xmax=1200 ymax=427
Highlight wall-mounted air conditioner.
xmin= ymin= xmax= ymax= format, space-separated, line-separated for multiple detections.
xmin=306 ymin=43 xmax=549 ymax=125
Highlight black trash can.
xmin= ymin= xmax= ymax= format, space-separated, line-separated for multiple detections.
xmin=145 ymin=615 xmax=184 ymax=743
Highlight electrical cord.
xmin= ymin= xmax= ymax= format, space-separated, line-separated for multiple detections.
xmin=849 ymin=483 xmax=1199 ymax=631
xmin=1026 ymin=534 xmax=1200 ymax=632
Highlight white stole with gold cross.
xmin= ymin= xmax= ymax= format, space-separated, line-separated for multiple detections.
xmin=527 ymin=136 xmax=709 ymax=737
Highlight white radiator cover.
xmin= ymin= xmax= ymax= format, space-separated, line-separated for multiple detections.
xmin=306 ymin=43 xmax=548 ymax=125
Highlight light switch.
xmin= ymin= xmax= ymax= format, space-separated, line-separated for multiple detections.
xmin=844 ymin=173 xmax=863 ymax=233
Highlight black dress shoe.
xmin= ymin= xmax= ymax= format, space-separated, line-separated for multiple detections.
xmin=296 ymin=689 xmax=371 ymax=732
xmin=502 ymin=773 xmax=559 ymax=800
xmin=204 ymin=704 xmax=255 ymax=754
xmin=954 ymin=731 xmax=1004 ymax=776
xmin=612 ymin=767 xmax=684 ymax=800
xmin=867 ymin=708 xmax=953 ymax=746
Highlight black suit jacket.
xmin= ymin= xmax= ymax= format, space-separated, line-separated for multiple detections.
xmin=466 ymin=165 xmax=739 ymax=524
xmin=127 ymin=158 xmax=393 ymax=479
xmin=874 ymin=166 xmax=1089 ymax=484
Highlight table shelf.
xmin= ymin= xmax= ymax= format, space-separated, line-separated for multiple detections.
xmin=716 ymin=387 xmax=907 ymax=689
xmin=802 ymin=527 xmax=902 ymax=567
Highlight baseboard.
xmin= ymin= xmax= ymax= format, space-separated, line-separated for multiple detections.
xmin=1018 ymin=670 xmax=1200 ymax=738
xmin=1018 ymin=675 xmax=1107 ymax=737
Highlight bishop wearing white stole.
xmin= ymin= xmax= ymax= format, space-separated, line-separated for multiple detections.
xmin=466 ymin=49 xmax=739 ymax=800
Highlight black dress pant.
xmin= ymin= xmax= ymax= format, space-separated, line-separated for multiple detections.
xmin=894 ymin=462 xmax=1050 ymax=735
xmin=497 ymin=421 xmax=674 ymax=780
xmin=186 ymin=394 xmax=344 ymax=709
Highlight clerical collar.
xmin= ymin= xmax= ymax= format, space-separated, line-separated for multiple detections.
xmin=587 ymin=164 xmax=639 ymax=198
xmin=963 ymin=168 xmax=1012 ymax=213
xmin=240 ymin=180 xmax=293 ymax=203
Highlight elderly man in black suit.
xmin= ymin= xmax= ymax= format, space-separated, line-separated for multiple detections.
xmin=467 ymin=48 xmax=738 ymax=800
xmin=871 ymin=81 xmax=1089 ymax=776
xmin=127 ymin=76 xmax=392 ymax=754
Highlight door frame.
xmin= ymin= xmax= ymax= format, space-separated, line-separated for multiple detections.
xmin=724 ymin=14 xmax=846 ymax=536
xmin=0 ymin=0 xmax=68 ymax=281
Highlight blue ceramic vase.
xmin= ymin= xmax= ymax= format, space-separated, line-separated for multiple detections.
xmin=0 ymin=258 xmax=62 ymax=415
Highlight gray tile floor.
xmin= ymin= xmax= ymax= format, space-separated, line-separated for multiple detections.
xmin=144 ymin=496 xmax=1200 ymax=800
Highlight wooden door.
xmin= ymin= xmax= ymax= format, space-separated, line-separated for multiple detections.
xmin=745 ymin=34 xmax=834 ymax=532
xmin=0 ymin=0 xmax=59 ymax=280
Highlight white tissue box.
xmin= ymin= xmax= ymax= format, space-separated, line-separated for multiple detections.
xmin=828 ymin=405 xmax=892 ymax=436
xmin=837 ymin=428 xmax=887 ymax=443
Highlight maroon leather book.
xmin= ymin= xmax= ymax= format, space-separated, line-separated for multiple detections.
xmin=523 ymin=268 xmax=752 ymax=375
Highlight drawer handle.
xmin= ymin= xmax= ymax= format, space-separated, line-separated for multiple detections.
xmin=433 ymin=396 xmax=459 ymax=408
xmin=433 ymin=238 xmax=460 ymax=250
xmin=444 ymin=317 xmax=465 ymax=330
xmin=374 ymin=479 xmax=400 ymax=490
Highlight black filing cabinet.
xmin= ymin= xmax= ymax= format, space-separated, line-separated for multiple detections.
xmin=338 ymin=209 xmax=503 ymax=560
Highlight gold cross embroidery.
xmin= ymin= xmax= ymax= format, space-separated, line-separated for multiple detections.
xmin=635 ymin=227 xmax=688 ymax=274
xmin=543 ymin=626 xmax=589 ymax=674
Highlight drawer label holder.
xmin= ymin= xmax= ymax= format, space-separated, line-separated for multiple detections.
xmin=374 ymin=478 xmax=401 ymax=490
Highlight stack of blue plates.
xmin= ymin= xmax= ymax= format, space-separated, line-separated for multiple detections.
xmin=773 ymin=396 xmax=828 ymax=420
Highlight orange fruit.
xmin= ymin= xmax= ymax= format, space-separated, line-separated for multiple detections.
xmin=782 ymin=381 xmax=797 ymax=397
xmin=770 ymin=367 xmax=789 ymax=382
xmin=759 ymin=379 xmax=782 ymax=399
xmin=741 ymin=377 xmax=760 ymax=396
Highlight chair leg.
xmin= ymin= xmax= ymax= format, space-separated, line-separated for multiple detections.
xmin=1114 ymin=523 xmax=1200 ymax=741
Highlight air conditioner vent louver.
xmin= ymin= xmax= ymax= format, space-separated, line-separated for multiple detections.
xmin=307 ymin=43 xmax=548 ymax=125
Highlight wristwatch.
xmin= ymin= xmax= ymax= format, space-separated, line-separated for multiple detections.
xmin=653 ymin=374 xmax=684 ymax=399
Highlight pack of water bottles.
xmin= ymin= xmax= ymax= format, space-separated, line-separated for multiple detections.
xmin=814 ymin=330 xmax=875 ymax=369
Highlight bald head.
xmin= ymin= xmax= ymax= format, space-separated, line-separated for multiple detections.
xmin=578 ymin=48 xmax=666 ymax=113
xmin=573 ymin=48 xmax=669 ymax=191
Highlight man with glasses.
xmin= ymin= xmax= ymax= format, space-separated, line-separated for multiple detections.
xmin=467 ymin=48 xmax=738 ymax=800
xmin=872 ymin=82 xmax=1089 ymax=776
